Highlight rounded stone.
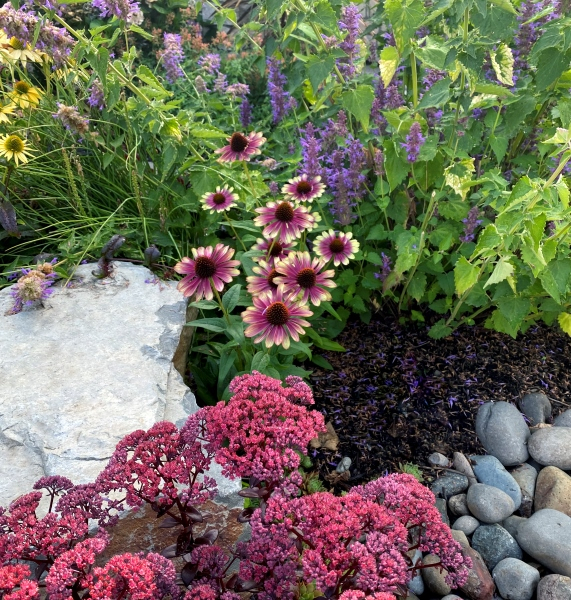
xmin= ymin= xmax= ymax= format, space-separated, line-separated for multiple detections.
xmin=515 ymin=509 xmax=571 ymax=577
xmin=452 ymin=515 xmax=479 ymax=536
xmin=441 ymin=596 xmax=463 ymax=600
xmin=467 ymin=483 xmax=516 ymax=524
xmin=435 ymin=497 xmax=450 ymax=526
xmin=520 ymin=392 xmax=552 ymax=426
xmin=535 ymin=466 xmax=571 ymax=516
xmin=553 ymin=409 xmax=571 ymax=427
xmin=472 ymin=524 xmax=522 ymax=570
xmin=492 ymin=557 xmax=540 ymax=600
xmin=510 ymin=463 xmax=538 ymax=517
xmin=335 ymin=456 xmax=351 ymax=473
xmin=528 ymin=427 xmax=571 ymax=469
xmin=537 ymin=574 xmax=571 ymax=600
xmin=407 ymin=549 xmax=424 ymax=596
xmin=453 ymin=451 xmax=477 ymax=486
xmin=502 ymin=515 xmax=527 ymax=539
xmin=431 ymin=472 xmax=469 ymax=497
xmin=428 ymin=452 xmax=450 ymax=468
xmin=476 ymin=401 xmax=530 ymax=466
xmin=448 ymin=493 xmax=470 ymax=516
xmin=421 ymin=554 xmax=451 ymax=596
xmin=470 ymin=454 xmax=522 ymax=510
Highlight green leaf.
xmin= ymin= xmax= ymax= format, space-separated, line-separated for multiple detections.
xmin=415 ymin=35 xmax=448 ymax=69
xmin=222 ymin=284 xmax=241 ymax=313
xmin=366 ymin=251 xmax=383 ymax=265
xmin=490 ymin=135 xmax=509 ymax=163
xmin=535 ymin=47 xmax=571 ymax=91
xmin=408 ymin=272 xmax=427 ymax=301
xmin=497 ymin=296 xmax=531 ymax=327
xmin=473 ymin=224 xmax=502 ymax=258
xmin=384 ymin=141 xmax=408 ymax=191
xmin=190 ymin=125 xmax=228 ymax=139
xmin=379 ymin=45 xmax=400 ymax=87
xmin=341 ymin=85 xmax=375 ymax=132
xmin=490 ymin=43 xmax=514 ymax=87
xmin=417 ymin=77 xmax=451 ymax=109
xmin=540 ymin=269 xmax=561 ymax=304
xmin=188 ymin=300 xmax=219 ymax=310
xmin=266 ymin=0 xmax=283 ymax=20
xmin=454 ymin=257 xmax=480 ymax=296
xmin=488 ymin=0 xmax=516 ymax=14
xmin=558 ymin=312 xmax=571 ymax=336
xmin=185 ymin=318 xmax=227 ymax=332
xmin=312 ymin=355 xmax=333 ymax=370
xmin=313 ymin=0 xmax=338 ymax=31
xmin=307 ymin=55 xmax=335 ymax=93
xmin=473 ymin=82 xmax=515 ymax=97
xmin=484 ymin=257 xmax=514 ymax=288
xmin=251 ymin=350 xmax=270 ymax=372
xmin=428 ymin=319 xmax=453 ymax=339
xmin=385 ymin=0 xmax=425 ymax=54
xmin=218 ymin=350 xmax=237 ymax=390
xmin=129 ymin=24 xmax=154 ymax=40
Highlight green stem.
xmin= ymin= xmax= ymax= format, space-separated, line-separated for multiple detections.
xmin=242 ymin=160 xmax=257 ymax=201
xmin=224 ymin=213 xmax=247 ymax=251
xmin=410 ymin=50 xmax=418 ymax=110
xmin=212 ymin=284 xmax=232 ymax=326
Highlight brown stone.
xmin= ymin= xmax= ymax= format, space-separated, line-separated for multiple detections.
xmin=98 ymin=497 xmax=247 ymax=565
xmin=310 ymin=421 xmax=339 ymax=451
xmin=535 ymin=466 xmax=571 ymax=516
xmin=459 ymin=546 xmax=496 ymax=600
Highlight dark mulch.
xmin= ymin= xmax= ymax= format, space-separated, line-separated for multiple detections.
xmin=309 ymin=314 xmax=571 ymax=488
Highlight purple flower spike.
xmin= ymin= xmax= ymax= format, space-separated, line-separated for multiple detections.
xmin=267 ymin=57 xmax=296 ymax=124
xmin=161 ymin=33 xmax=184 ymax=83
xmin=402 ymin=122 xmax=425 ymax=163
xmin=460 ymin=206 xmax=483 ymax=243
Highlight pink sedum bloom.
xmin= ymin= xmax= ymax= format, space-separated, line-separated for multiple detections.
xmin=200 ymin=186 xmax=238 ymax=213
xmin=246 ymin=260 xmax=280 ymax=295
xmin=254 ymin=200 xmax=318 ymax=243
xmin=314 ymin=229 xmax=360 ymax=266
xmin=242 ymin=288 xmax=312 ymax=349
xmin=274 ymin=251 xmax=336 ymax=306
xmin=174 ymin=244 xmax=240 ymax=301
xmin=215 ymin=131 xmax=266 ymax=162
xmin=281 ymin=174 xmax=325 ymax=203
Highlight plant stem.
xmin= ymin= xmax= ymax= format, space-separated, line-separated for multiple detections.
xmin=242 ymin=160 xmax=257 ymax=200
xmin=224 ymin=213 xmax=247 ymax=251
xmin=410 ymin=50 xmax=418 ymax=110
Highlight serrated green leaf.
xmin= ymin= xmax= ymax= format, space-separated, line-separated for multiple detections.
xmin=428 ymin=319 xmax=453 ymax=339
xmin=417 ymin=77 xmax=451 ymax=109
xmin=558 ymin=312 xmax=571 ymax=335
xmin=484 ymin=257 xmax=514 ymax=288
xmin=222 ymin=284 xmax=241 ymax=313
xmin=535 ymin=47 xmax=571 ymax=91
xmin=489 ymin=0 xmax=516 ymax=14
xmin=341 ymin=85 xmax=375 ymax=132
xmin=379 ymin=45 xmax=400 ymax=87
xmin=454 ymin=257 xmax=480 ymax=296
xmin=307 ymin=55 xmax=335 ymax=93
xmin=385 ymin=0 xmax=425 ymax=54
xmin=408 ymin=272 xmax=427 ymax=301
xmin=490 ymin=43 xmax=514 ymax=86
xmin=251 ymin=351 xmax=270 ymax=372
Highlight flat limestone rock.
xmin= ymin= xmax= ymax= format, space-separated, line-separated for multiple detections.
xmin=0 ymin=262 xmax=233 ymax=506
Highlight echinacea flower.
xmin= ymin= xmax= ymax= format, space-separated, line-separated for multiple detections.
xmin=314 ymin=229 xmax=360 ymax=266
xmin=242 ymin=288 xmax=312 ymax=348
xmin=246 ymin=260 xmax=280 ymax=295
xmin=200 ymin=186 xmax=238 ymax=213
xmin=281 ymin=174 xmax=326 ymax=203
xmin=215 ymin=131 xmax=266 ymax=162
xmin=252 ymin=237 xmax=293 ymax=263
xmin=1 ymin=36 xmax=41 ymax=65
xmin=274 ymin=251 xmax=336 ymax=306
xmin=254 ymin=200 xmax=318 ymax=243
xmin=9 ymin=80 xmax=42 ymax=108
xmin=0 ymin=103 xmax=15 ymax=123
xmin=0 ymin=134 xmax=33 ymax=165
xmin=174 ymin=244 xmax=240 ymax=301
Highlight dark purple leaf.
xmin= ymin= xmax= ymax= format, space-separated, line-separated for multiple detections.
xmin=234 ymin=579 xmax=258 ymax=592
xmin=161 ymin=544 xmax=178 ymax=558
xmin=238 ymin=487 xmax=262 ymax=498
xmin=237 ymin=507 xmax=255 ymax=523
xmin=202 ymin=528 xmax=219 ymax=544
xmin=193 ymin=536 xmax=212 ymax=546
xmin=180 ymin=562 xmax=199 ymax=587
xmin=185 ymin=505 xmax=204 ymax=522
xmin=159 ymin=516 xmax=182 ymax=528
xmin=0 ymin=200 xmax=20 ymax=238
xmin=225 ymin=573 xmax=238 ymax=590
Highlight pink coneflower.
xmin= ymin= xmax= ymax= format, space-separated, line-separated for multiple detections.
xmin=200 ymin=186 xmax=238 ymax=213
xmin=274 ymin=251 xmax=336 ymax=306
xmin=174 ymin=244 xmax=240 ymax=301
xmin=242 ymin=288 xmax=312 ymax=349
xmin=215 ymin=131 xmax=266 ymax=162
xmin=254 ymin=201 xmax=318 ymax=243
xmin=246 ymin=260 xmax=280 ymax=295
xmin=281 ymin=174 xmax=325 ymax=203
xmin=314 ymin=229 xmax=360 ymax=266
xmin=252 ymin=237 xmax=293 ymax=263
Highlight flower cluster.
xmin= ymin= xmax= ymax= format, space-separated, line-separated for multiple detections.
xmin=161 ymin=33 xmax=184 ymax=83
xmin=92 ymin=0 xmax=140 ymax=23
xmin=402 ymin=122 xmax=425 ymax=163
xmin=460 ymin=206 xmax=483 ymax=243
xmin=87 ymin=79 xmax=105 ymax=111
xmin=198 ymin=53 xmax=221 ymax=74
xmin=53 ymin=103 xmax=89 ymax=135
xmin=8 ymin=259 xmax=58 ymax=314
xmin=204 ymin=371 xmax=326 ymax=484
xmin=267 ymin=57 xmax=296 ymax=123
xmin=337 ymin=4 xmax=362 ymax=79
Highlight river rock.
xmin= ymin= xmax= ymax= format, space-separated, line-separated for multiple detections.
xmin=429 ymin=452 xmax=450 ymax=467
xmin=520 ymin=392 xmax=552 ymax=426
xmin=492 ymin=558 xmax=539 ymax=600
xmin=510 ymin=463 xmax=538 ymax=517
xmin=431 ymin=472 xmax=470 ymax=497
xmin=528 ymin=427 xmax=571 ymax=469
xmin=336 ymin=456 xmax=352 ymax=473
xmin=449 ymin=493 xmax=470 ymax=516
xmin=436 ymin=497 xmax=450 ymax=526
xmin=502 ymin=515 xmax=527 ymax=539
xmin=470 ymin=455 xmax=522 ymax=510
xmin=0 ymin=263 xmax=242 ymax=506
xmin=535 ymin=466 xmax=571 ymax=516
xmin=537 ymin=574 xmax=571 ymax=600
xmin=453 ymin=451 xmax=477 ymax=486
xmin=515 ymin=509 xmax=571 ymax=577
xmin=553 ymin=409 xmax=571 ymax=427
xmin=421 ymin=554 xmax=451 ymax=596
xmin=441 ymin=596 xmax=463 ymax=600
xmin=467 ymin=484 xmax=515 ymax=524
xmin=452 ymin=515 xmax=480 ymax=536
xmin=459 ymin=545 xmax=496 ymax=600
xmin=472 ymin=524 xmax=522 ymax=570
xmin=408 ymin=549 xmax=424 ymax=596
xmin=451 ymin=529 xmax=470 ymax=548
xmin=476 ymin=402 xmax=530 ymax=466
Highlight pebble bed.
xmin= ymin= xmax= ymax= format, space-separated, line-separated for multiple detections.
xmin=410 ymin=393 xmax=571 ymax=600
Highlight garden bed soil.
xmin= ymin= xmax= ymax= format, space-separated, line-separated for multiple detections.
xmin=309 ymin=315 xmax=571 ymax=489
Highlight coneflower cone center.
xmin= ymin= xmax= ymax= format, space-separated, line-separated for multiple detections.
xmin=269 ymin=241 xmax=283 ymax=257
xmin=230 ymin=133 xmax=248 ymax=153
xmin=329 ymin=239 xmax=345 ymax=253
xmin=267 ymin=269 xmax=279 ymax=288
xmin=297 ymin=268 xmax=316 ymax=288
xmin=265 ymin=301 xmax=289 ymax=326
xmin=194 ymin=256 xmax=217 ymax=279
xmin=296 ymin=180 xmax=312 ymax=194
xmin=14 ymin=81 xmax=30 ymax=94
xmin=10 ymin=37 xmax=24 ymax=50
xmin=212 ymin=193 xmax=227 ymax=205
xmin=5 ymin=136 xmax=24 ymax=152
xmin=275 ymin=202 xmax=294 ymax=223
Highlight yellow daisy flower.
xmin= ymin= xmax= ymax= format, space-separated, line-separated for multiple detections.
xmin=8 ymin=80 xmax=42 ymax=108
xmin=0 ymin=103 xmax=15 ymax=123
xmin=0 ymin=134 xmax=34 ymax=165
xmin=0 ymin=37 xmax=42 ymax=66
